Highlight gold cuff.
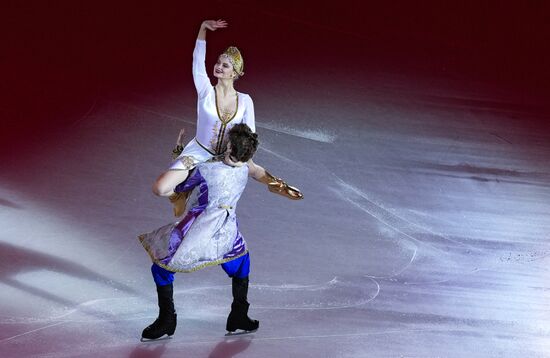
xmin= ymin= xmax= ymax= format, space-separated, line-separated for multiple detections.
xmin=172 ymin=145 xmax=184 ymax=159
xmin=259 ymin=171 xmax=303 ymax=200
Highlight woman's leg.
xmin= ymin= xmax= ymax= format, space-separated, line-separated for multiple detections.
xmin=152 ymin=169 xmax=189 ymax=196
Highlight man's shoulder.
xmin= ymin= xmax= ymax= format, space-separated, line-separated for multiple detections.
xmin=199 ymin=161 xmax=248 ymax=173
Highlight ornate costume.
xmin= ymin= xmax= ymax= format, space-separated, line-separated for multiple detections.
xmin=140 ymin=159 xmax=258 ymax=340
xmin=167 ymin=39 xmax=301 ymax=220
xmin=140 ymin=160 xmax=249 ymax=272
xmin=170 ymin=40 xmax=255 ymax=170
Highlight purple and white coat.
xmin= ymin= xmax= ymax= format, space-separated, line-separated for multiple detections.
xmin=139 ymin=160 xmax=249 ymax=272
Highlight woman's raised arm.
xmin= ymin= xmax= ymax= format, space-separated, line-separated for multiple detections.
xmin=193 ymin=20 xmax=228 ymax=98
xmin=197 ymin=19 xmax=227 ymax=40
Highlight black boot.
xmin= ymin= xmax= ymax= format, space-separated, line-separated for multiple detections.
xmin=226 ymin=276 xmax=259 ymax=332
xmin=142 ymin=284 xmax=177 ymax=340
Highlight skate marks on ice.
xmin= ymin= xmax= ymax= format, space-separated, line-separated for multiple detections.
xmin=256 ymin=142 xmax=446 ymax=282
xmin=332 ymin=174 xmax=474 ymax=252
xmin=0 ymin=295 xmax=160 ymax=346
xmin=256 ymin=121 xmax=337 ymax=143
xmin=183 ymin=276 xmax=380 ymax=311
xmin=255 ymin=276 xmax=380 ymax=309
xmin=257 ymin=145 xmax=305 ymax=168
xmin=329 ymin=174 xmax=483 ymax=284
xmin=0 ymin=279 xmax=378 ymax=344
xmin=331 ymin=175 xmax=550 ymax=284
xmin=110 ymin=92 xmax=338 ymax=143
xmin=0 ymin=294 xmax=156 ymax=335
xmin=332 ymin=174 xmax=550 ymax=290
xmin=0 ymin=277 xmax=377 ymax=354
xmin=0 ymin=276 xmax=378 ymax=326
xmin=108 ymin=95 xmax=338 ymax=144
xmin=0 ymin=322 xmax=67 ymax=344
xmin=70 ymin=96 xmax=337 ymax=144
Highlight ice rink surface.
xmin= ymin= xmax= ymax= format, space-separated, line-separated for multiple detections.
xmin=2 ymin=2 xmax=550 ymax=357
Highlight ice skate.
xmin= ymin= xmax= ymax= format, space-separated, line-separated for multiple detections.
xmin=141 ymin=313 xmax=177 ymax=341
xmin=226 ymin=276 xmax=259 ymax=334
xmin=141 ymin=284 xmax=177 ymax=341
xmin=225 ymin=302 xmax=259 ymax=335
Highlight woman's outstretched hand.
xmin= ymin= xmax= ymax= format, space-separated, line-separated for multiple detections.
xmin=198 ymin=19 xmax=227 ymax=40
xmin=176 ymin=128 xmax=186 ymax=147
xmin=202 ymin=19 xmax=228 ymax=31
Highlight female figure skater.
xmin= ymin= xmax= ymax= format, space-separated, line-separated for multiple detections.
xmin=152 ymin=19 xmax=302 ymax=213
xmin=140 ymin=124 xmax=261 ymax=340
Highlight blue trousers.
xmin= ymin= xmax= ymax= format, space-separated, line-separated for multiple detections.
xmin=151 ymin=253 xmax=251 ymax=286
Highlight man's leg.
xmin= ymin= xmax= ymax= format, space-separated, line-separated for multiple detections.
xmin=142 ymin=264 xmax=178 ymax=340
xmin=221 ymin=254 xmax=259 ymax=332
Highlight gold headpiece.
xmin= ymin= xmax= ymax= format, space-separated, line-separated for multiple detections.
xmin=221 ymin=46 xmax=244 ymax=77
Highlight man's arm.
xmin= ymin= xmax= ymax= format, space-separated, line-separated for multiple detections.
xmin=247 ymin=159 xmax=303 ymax=200
xmin=247 ymin=159 xmax=265 ymax=181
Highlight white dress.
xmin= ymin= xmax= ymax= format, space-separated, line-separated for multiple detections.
xmin=139 ymin=160 xmax=249 ymax=272
xmin=170 ymin=40 xmax=255 ymax=170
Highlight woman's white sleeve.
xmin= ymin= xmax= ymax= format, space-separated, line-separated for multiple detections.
xmin=243 ymin=95 xmax=256 ymax=132
xmin=192 ymin=40 xmax=211 ymax=99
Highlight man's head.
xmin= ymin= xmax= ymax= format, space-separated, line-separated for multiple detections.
xmin=225 ymin=124 xmax=258 ymax=164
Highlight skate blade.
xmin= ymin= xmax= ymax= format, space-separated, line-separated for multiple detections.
xmin=140 ymin=335 xmax=173 ymax=342
xmin=225 ymin=329 xmax=258 ymax=337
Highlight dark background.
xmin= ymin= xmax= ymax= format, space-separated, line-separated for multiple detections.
xmin=3 ymin=0 xmax=550 ymax=153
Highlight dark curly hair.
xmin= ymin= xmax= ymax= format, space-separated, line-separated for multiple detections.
xmin=228 ymin=123 xmax=259 ymax=162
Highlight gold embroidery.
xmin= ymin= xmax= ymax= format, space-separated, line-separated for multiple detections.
xmin=215 ymin=127 xmax=227 ymax=154
xmin=210 ymin=122 xmax=220 ymax=152
xmin=138 ymin=234 xmax=247 ymax=273
xmin=179 ymin=156 xmax=196 ymax=170
xmin=221 ymin=46 xmax=244 ymax=76
xmin=167 ymin=155 xmax=198 ymax=171
xmin=214 ymin=88 xmax=239 ymax=154
xmin=195 ymin=138 xmax=217 ymax=156
xmin=214 ymin=87 xmax=239 ymax=125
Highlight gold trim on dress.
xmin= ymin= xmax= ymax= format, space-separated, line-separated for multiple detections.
xmin=179 ymin=156 xmax=196 ymax=170
xmin=214 ymin=88 xmax=239 ymax=154
xmin=167 ymin=155 xmax=198 ymax=171
xmin=194 ymin=137 xmax=217 ymax=156
xmin=214 ymin=87 xmax=239 ymax=124
xmin=138 ymin=233 xmax=248 ymax=273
